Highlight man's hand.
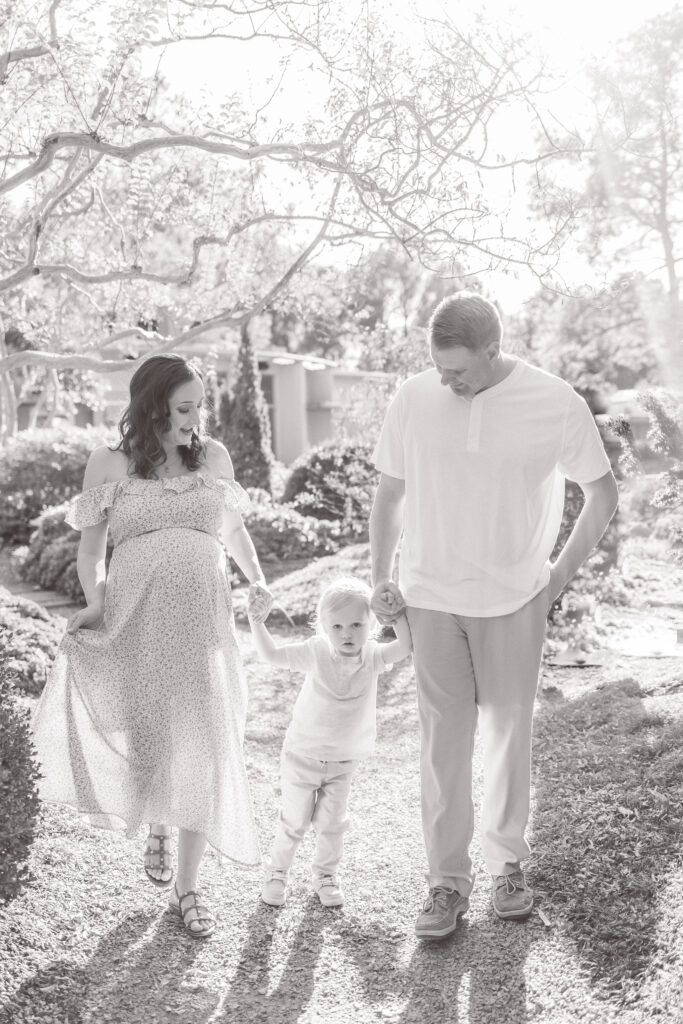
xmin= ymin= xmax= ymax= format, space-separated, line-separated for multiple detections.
xmin=371 ymin=580 xmax=406 ymax=623
xmin=248 ymin=581 xmax=273 ymax=624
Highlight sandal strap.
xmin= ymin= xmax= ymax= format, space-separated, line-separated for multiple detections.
xmin=177 ymin=890 xmax=214 ymax=925
xmin=145 ymin=833 xmax=171 ymax=870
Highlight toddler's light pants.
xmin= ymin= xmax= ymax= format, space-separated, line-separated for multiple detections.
xmin=268 ymin=748 xmax=356 ymax=879
xmin=407 ymin=588 xmax=548 ymax=897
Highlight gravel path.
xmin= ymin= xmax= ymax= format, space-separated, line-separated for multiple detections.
xmin=2 ymin=625 xmax=682 ymax=1023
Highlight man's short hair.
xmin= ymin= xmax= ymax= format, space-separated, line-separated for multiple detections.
xmin=429 ymin=292 xmax=503 ymax=351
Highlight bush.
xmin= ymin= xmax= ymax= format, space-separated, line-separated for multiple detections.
xmin=19 ymin=501 xmax=110 ymax=602
xmin=281 ymin=440 xmax=377 ymax=533
xmin=551 ymin=420 xmax=622 ymax=572
xmin=0 ymin=672 xmax=42 ymax=902
xmin=0 ymin=586 xmax=62 ymax=696
xmin=241 ymin=489 xmax=340 ymax=567
xmin=0 ymin=424 xmax=114 ymax=544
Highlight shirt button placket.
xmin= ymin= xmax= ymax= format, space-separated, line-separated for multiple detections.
xmin=466 ymin=396 xmax=483 ymax=453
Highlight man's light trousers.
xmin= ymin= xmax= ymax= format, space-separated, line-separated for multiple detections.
xmin=407 ymin=589 xmax=548 ymax=896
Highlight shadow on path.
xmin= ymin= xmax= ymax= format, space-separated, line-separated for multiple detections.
xmin=531 ymin=673 xmax=683 ymax=999
xmin=0 ymin=908 xmax=207 ymax=1024
xmin=213 ymin=896 xmax=403 ymax=1022
xmin=396 ymin=911 xmax=533 ymax=1024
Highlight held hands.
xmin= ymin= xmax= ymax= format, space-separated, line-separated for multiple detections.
xmin=370 ymin=580 xmax=406 ymax=624
xmin=66 ymin=603 xmax=104 ymax=634
xmin=248 ymin=581 xmax=274 ymax=624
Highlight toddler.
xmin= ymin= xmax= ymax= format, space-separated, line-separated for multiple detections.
xmin=248 ymin=576 xmax=411 ymax=907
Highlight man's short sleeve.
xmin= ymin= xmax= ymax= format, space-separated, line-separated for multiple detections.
xmin=284 ymin=640 xmax=315 ymax=673
xmin=558 ymin=392 xmax=612 ymax=483
xmin=372 ymin=389 xmax=406 ymax=479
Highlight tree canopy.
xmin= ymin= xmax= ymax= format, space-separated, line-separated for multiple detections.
xmin=0 ymin=0 xmax=574 ymax=435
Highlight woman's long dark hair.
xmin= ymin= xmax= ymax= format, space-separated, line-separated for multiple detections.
xmin=112 ymin=354 xmax=207 ymax=479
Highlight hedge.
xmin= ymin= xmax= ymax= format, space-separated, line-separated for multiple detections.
xmin=0 ymin=424 xmax=114 ymax=544
xmin=0 ymin=672 xmax=42 ymax=902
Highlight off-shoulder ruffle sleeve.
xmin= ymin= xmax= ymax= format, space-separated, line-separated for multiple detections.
xmin=65 ymin=480 xmax=120 ymax=531
xmin=213 ymin=478 xmax=251 ymax=515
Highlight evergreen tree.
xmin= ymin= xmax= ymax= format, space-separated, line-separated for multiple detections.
xmin=224 ymin=322 xmax=273 ymax=492
xmin=216 ymin=388 xmax=234 ymax=448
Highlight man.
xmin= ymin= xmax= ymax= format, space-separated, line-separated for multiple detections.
xmin=369 ymin=292 xmax=618 ymax=940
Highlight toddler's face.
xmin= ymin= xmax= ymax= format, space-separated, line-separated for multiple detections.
xmin=322 ymin=597 xmax=371 ymax=657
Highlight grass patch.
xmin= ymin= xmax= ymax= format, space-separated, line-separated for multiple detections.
xmin=531 ymin=674 xmax=683 ymax=1002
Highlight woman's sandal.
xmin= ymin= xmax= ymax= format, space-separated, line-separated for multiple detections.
xmin=143 ymin=830 xmax=174 ymax=889
xmin=169 ymin=885 xmax=216 ymax=939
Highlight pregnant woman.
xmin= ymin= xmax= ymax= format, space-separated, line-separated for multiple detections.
xmin=33 ymin=354 xmax=273 ymax=939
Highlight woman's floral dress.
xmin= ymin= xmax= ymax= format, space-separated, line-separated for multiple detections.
xmin=32 ymin=469 xmax=261 ymax=866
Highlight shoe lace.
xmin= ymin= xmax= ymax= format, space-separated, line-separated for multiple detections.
xmin=497 ymin=872 xmax=526 ymax=896
xmin=319 ymin=875 xmax=338 ymax=888
xmin=424 ymin=886 xmax=455 ymax=912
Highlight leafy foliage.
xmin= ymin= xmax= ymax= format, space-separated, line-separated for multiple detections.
xmin=0 ymin=587 xmax=63 ymax=697
xmin=0 ymin=669 xmax=42 ymax=902
xmin=612 ymin=389 xmax=683 ymax=557
xmin=237 ymin=489 xmax=340 ymax=568
xmin=282 ymin=440 xmax=377 ymax=533
xmin=0 ymin=424 xmax=113 ymax=543
xmin=18 ymin=502 xmax=105 ymax=603
xmin=1 ymin=0 xmax=570 ymax=439
xmin=507 ymin=277 xmax=660 ymax=395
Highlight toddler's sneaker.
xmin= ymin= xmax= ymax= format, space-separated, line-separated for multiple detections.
xmin=261 ymin=868 xmax=288 ymax=907
xmin=314 ymin=875 xmax=344 ymax=907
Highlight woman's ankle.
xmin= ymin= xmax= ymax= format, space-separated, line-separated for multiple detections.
xmin=175 ymin=875 xmax=198 ymax=896
xmin=150 ymin=822 xmax=171 ymax=836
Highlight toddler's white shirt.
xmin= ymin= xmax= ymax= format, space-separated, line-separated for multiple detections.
xmin=372 ymin=357 xmax=612 ymax=616
xmin=283 ymin=636 xmax=391 ymax=761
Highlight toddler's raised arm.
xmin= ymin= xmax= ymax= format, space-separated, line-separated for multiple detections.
xmin=380 ymin=611 xmax=412 ymax=665
xmin=248 ymin=614 xmax=292 ymax=669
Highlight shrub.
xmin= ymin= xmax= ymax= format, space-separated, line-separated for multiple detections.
xmin=0 ymin=424 xmax=114 ymax=544
xmin=241 ymin=489 xmax=340 ymax=567
xmin=19 ymin=502 xmax=111 ymax=602
xmin=0 ymin=587 xmax=62 ymax=696
xmin=613 ymin=388 xmax=683 ymax=558
xmin=551 ymin=419 xmax=622 ymax=572
xmin=281 ymin=440 xmax=377 ymax=532
xmin=0 ymin=672 xmax=42 ymax=902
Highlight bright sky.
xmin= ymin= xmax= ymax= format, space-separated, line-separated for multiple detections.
xmin=152 ymin=0 xmax=680 ymax=310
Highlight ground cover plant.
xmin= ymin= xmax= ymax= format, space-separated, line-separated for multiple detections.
xmin=0 ymin=673 xmax=42 ymax=905
xmin=531 ymin=672 xmax=683 ymax=1003
xmin=0 ymin=586 xmax=62 ymax=697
